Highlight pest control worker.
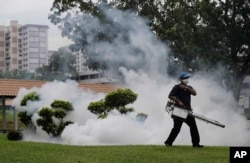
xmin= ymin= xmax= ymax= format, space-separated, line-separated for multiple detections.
xmin=164 ymin=72 xmax=203 ymax=148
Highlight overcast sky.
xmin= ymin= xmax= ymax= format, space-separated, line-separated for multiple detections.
xmin=0 ymin=0 xmax=72 ymax=50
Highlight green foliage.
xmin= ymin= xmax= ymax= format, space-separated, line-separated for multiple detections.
xmin=18 ymin=92 xmax=74 ymax=137
xmin=53 ymin=109 xmax=67 ymax=119
xmin=7 ymin=130 xmax=23 ymax=141
xmin=49 ymin=2 xmax=159 ymax=76
xmin=51 ymin=100 xmax=73 ymax=111
xmin=136 ymin=112 xmax=148 ymax=122
xmin=20 ymin=92 xmax=40 ymax=106
xmin=36 ymin=100 xmax=74 ymax=137
xmin=35 ymin=47 xmax=77 ymax=81
xmin=51 ymin=0 xmax=97 ymax=13
xmin=17 ymin=111 xmax=32 ymax=127
xmin=0 ymin=70 xmax=36 ymax=80
xmin=38 ymin=107 xmax=54 ymax=119
xmin=88 ymin=88 xmax=137 ymax=118
xmin=105 ymin=88 xmax=137 ymax=108
xmin=87 ymin=100 xmax=109 ymax=119
xmin=18 ymin=92 xmax=40 ymax=129
xmin=50 ymin=0 xmax=250 ymax=100
xmin=36 ymin=107 xmax=55 ymax=136
xmin=117 ymin=106 xmax=134 ymax=114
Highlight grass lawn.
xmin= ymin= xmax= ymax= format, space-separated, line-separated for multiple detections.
xmin=0 ymin=134 xmax=229 ymax=163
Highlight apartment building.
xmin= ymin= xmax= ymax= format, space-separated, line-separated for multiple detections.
xmin=0 ymin=26 xmax=5 ymax=71
xmin=0 ymin=21 xmax=114 ymax=83
xmin=69 ymin=50 xmax=116 ymax=83
xmin=72 ymin=50 xmax=88 ymax=73
xmin=0 ymin=20 xmax=49 ymax=73
xmin=0 ymin=21 xmax=18 ymax=71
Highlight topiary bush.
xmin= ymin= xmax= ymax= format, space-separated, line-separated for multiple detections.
xmin=36 ymin=100 xmax=74 ymax=137
xmin=88 ymin=88 xmax=138 ymax=118
xmin=7 ymin=130 xmax=23 ymax=141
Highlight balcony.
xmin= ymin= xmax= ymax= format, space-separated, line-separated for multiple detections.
xmin=5 ymin=59 xmax=10 ymax=64
xmin=5 ymin=40 xmax=10 ymax=44
xmin=5 ymin=55 xmax=10 ymax=60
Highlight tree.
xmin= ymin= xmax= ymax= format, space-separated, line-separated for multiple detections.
xmin=206 ymin=0 xmax=250 ymax=100
xmin=0 ymin=70 xmax=36 ymax=80
xmin=49 ymin=0 xmax=169 ymax=80
xmin=87 ymin=100 xmax=110 ymax=119
xmin=50 ymin=0 xmax=250 ymax=100
xmin=18 ymin=92 xmax=74 ymax=137
xmin=18 ymin=92 xmax=40 ymax=130
xmin=36 ymin=100 xmax=74 ymax=137
xmin=36 ymin=47 xmax=77 ymax=81
xmin=88 ymin=88 xmax=137 ymax=118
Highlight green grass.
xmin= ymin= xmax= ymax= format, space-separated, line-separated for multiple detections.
xmin=0 ymin=134 xmax=229 ymax=163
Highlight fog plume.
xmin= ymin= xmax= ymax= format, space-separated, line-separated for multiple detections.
xmin=12 ymin=7 xmax=250 ymax=146
xmin=63 ymin=6 xmax=168 ymax=79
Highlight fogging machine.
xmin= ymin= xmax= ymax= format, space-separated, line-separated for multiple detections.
xmin=165 ymin=100 xmax=225 ymax=128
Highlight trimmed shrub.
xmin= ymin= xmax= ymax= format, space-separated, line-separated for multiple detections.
xmin=7 ymin=130 xmax=23 ymax=141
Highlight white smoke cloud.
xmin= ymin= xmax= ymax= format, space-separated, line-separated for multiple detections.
xmin=12 ymin=75 xmax=250 ymax=146
xmin=12 ymin=6 xmax=250 ymax=146
xmin=64 ymin=6 xmax=168 ymax=78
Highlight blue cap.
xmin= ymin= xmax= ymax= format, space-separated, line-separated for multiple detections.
xmin=179 ymin=72 xmax=190 ymax=79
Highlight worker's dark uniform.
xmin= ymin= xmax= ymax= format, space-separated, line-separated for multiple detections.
xmin=165 ymin=84 xmax=200 ymax=146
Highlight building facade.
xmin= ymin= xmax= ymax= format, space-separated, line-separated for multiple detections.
xmin=0 ymin=21 xmax=49 ymax=73
xmin=72 ymin=50 xmax=87 ymax=73
xmin=0 ymin=25 xmax=5 ymax=71
xmin=0 ymin=21 xmax=19 ymax=71
xmin=0 ymin=21 xmax=114 ymax=83
xmin=71 ymin=50 xmax=117 ymax=84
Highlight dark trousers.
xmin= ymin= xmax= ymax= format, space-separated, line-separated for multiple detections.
xmin=165 ymin=115 xmax=200 ymax=145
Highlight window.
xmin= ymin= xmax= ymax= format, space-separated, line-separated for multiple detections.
xmin=30 ymin=63 xmax=39 ymax=69
xmin=30 ymin=58 xmax=39 ymax=63
xmin=12 ymin=37 xmax=17 ymax=43
xmin=39 ymin=28 xmax=47 ymax=32
xmin=40 ymin=58 xmax=46 ymax=64
xmin=29 ymin=42 xmax=39 ymax=47
xmin=0 ymin=31 xmax=4 ymax=37
xmin=12 ymin=47 xmax=17 ymax=53
xmin=30 ymin=53 xmax=39 ymax=57
xmin=30 ymin=37 xmax=39 ymax=42
xmin=29 ymin=27 xmax=38 ymax=31
xmin=39 ymin=43 xmax=46 ymax=47
xmin=39 ymin=48 xmax=46 ymax=53
xmin=29 ymin=48 xmax=39 ymax=52
xmin=0 ymin=41 xmax=4 ymax=46
xmin=90 ymin=74 xmax=99 ymax=79
xmin=39 ymin=32 xmax=46 ymax=37
xmin=12 ymin=26 xmax=18 ymax=32
xmin=39 ymin=37 xmax=46 ymax=42
xmin=40 ymin=53 xmax=46 ymax=58
xmin=80 ymin=75 xmax=89 ymax=80
xmin=29 ymin=31 xmax=39 ymax=37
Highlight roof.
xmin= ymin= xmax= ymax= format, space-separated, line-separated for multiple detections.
xmin=0 ymin=79 xmax=118 ymax=98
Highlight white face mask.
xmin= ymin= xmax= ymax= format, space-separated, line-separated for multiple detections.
xmin=182 ymin=79 xmax=189 ymax=84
